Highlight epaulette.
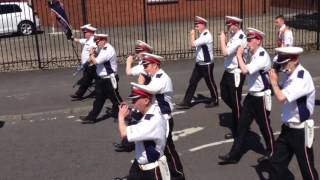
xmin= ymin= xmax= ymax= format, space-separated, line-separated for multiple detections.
xmin=156 ymin=73 xmax=163 ymax=78
xmin=144 ymin=114 xmax=154 ymax=120
xmin=297 ymin=70 xmax=304 ymax=79
xmin=239 ymin=34 xmax=244 ymax=39
xmin=203 ymin=32 xmax=208 ymax=35
xmin=259 ymin=51 xmax=265 ymax=56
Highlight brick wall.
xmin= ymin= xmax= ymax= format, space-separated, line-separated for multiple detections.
xmin=31 ymin=0 xmax=271 ymax=28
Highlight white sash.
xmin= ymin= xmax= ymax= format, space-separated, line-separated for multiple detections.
xmin=305 ymin=119 xmax=314 ymax=148
xmin=110 ymin=73 xmax=117 ymax=89
xmin=264 ymin=89 xmax=272 ymax=111
xmin=233 ymin=68 xmax=241 ymax=88
xmin=158 ymin=156 xmax=171 ymax=180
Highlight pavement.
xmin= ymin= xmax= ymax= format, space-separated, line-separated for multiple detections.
xmin=0 ymin=50 xmax=320 ymax=122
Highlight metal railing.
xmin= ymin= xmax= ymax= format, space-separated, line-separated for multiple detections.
xmin=0 ymin=0 xmax=319 ymax=72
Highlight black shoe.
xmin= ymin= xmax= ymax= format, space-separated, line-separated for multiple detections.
xmin=218 ymin=153 xmax=240 ymax=164
xmin=224 ymin=133 xmax=234 ymax=139
xmin=79 ymin=116 xmax=96 ymax=124
xmin=205 ymin=101 xmax=219 ymax=108
xmin=114 ymin=146 xmax=134 ymax=152
xmin=113 ymin=142 xmax=135 ymax=152
xmin=176 ymin=101 xmax=191 ymax=109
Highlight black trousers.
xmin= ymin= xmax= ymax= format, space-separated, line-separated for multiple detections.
xmin=87 ymin=75 xmax=122 ymax=119
xmin=220 ymin=71 xmax=245 ymax=134
xmin=269 ymin=125 xmax=319 ymax=180
xmin=128 ymin=160 xmax=163 ymax=180
xmin=230 ymin=94 xmax=275 ymax=157
xmin=74 ymin=65 xmax=96 ymax=97
xmin=165 ymin=118 xmax=185 ymax=180
xmin=183 ymin=63 xmax=218 ymax=104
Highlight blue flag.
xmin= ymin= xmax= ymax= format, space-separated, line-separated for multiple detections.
xmin=48 ymin=0 xmax=72 ymax=39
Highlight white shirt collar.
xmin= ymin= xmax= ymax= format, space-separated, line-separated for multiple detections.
xmin=252 ymin=46 xmax=263 ymax=57
xmin=231 ymin=29 xmax=243 ymax=39
xmin=201 ymin=29 xmax=209 ymax=35
xmin=287 ymin=64 xmax=302 ymax=80
xmin=280 ymin=24 xmax=286 ymax=31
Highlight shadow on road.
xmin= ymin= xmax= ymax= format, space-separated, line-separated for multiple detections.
xmin=218 ymin=113 xmax=268 ymax=156
xmin=0 ymin=121 xmax=5 ymax=128
xmin=217 ymin=130 xmax=267 ymax=165
xmin=243 ymin=131 xmax=267 ymax=155
xmin=70 ymin=91 xmax=95 ymax=102
xmin=315 ymin=99 xmax=320 ymax=106
xmin=253 ymin=159 xmax=295 ymax=180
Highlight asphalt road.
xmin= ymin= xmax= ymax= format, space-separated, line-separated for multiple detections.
xmin=0 ymin=52 xmax=319 ymax=180
xmin=0 ymin=95 xmax=319 ymax=180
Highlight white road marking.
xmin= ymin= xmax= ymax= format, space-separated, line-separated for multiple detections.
xmin=172 ymin=127 xmax=204 ymax=141
xmin=189 ymin=139 xmax=234 ymax=152
xmin=67 ymin=115 xmax=75 ymax=119
xmin=189 ymin=126 xmax=319 ymax=152
xmin=172 ymin=111 xmax=186 ymax=116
